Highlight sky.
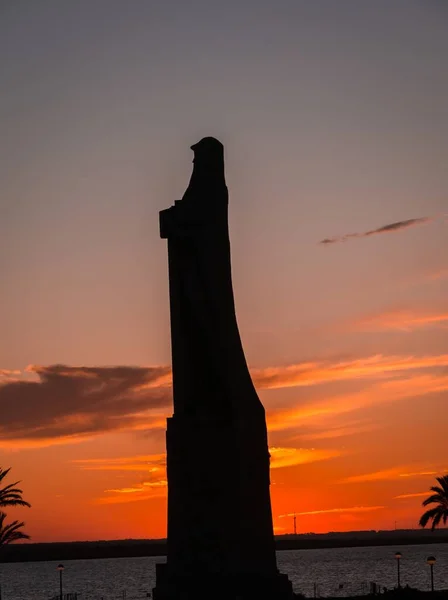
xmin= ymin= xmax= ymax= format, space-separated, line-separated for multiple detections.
xmin=0 ymin=0 xmax=447 ymax=543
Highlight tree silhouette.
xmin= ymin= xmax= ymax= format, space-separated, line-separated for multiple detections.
xmin=419 ymin=474 xmax=448 ymax=530
xmin=0 ymin=468 xmax=31 ymax=509
xmin=0 ymin=512 xmax=30 ymax=546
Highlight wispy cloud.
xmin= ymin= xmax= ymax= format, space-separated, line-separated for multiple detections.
xmin=427 ymin=268 xmax=448 ymax=282
xmin=72 ymin=455 xmax=169 ymax=505
xmin=105 ymin=481 xmax=168 ymax=493
xmin=0 ymin=369 xmax=21 ymax=377
xmin=299 ymin=422 xmax=379 ymax=441
xmin=269 ymin=447 xmax=343 ymax=469
xmin=320 ymin=217 xmax=431 ymax=245
xmin=0 ymin=369 xmax=21 ymax=382
xmin=78 ymin=447 xmax=340 ymax=503
xmin=100 ymin=479 xmax=168 ymax=503
xmin=394 ymin=492 xmax=430 ymax=500
xmin=83 ymin=447 xmax=340 ymax=504
xmin=341 ymin=467 xmax=438 ymax=484
xmin=273 ymin=525 xmax=287 ymax=533
xmin=279 ymin=506 xmax=384 ymax=517
xmin=400 ymin=471 xmax=438 ymax=478
xmin=73 ymin=454 xmax=166 ymax=472
xmin=268 ymin=373 xmax=448 ymax=432
xmin=96 ymin=487 xmax=167 ymax=505
xmin=353 ymin=309 xmax=448 ymax=332
xmin=254 ymin=354 xmax=448 ymax=392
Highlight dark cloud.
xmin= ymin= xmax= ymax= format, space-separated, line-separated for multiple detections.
xmin=320 ymin=217 xmax=431 ymax=245
xmin=3 ymin=351 xmax=447 ymax=446
xmin=0 ymin=365 xmax=171 ymax=445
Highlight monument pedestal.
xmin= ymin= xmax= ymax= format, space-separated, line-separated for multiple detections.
xmin=153 ymin=415 xmax=294 ymax=600
xmin=154 ymin=562 xmax=294 ymax=600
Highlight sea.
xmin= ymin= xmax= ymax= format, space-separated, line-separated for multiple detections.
xmin=1 ymin=543 xmax=447 ymax=600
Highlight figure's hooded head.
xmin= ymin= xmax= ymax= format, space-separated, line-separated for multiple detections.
xmin=182 ymin=137 xmax=227 ymax=203
xmin=191 ymin=137 xmax=224 ymax=160
xmin=190 ymin=137 xmax=225 ymax=182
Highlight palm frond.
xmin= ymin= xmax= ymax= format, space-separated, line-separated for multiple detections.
xmin=0 ymin=469 xmax=12 ymax=484
xmin=431 ymin=511 xmax=443 ymax=531
xmin=0 ymin=512 xmax=30 ymax=546
xmin=419 ymin=474 xmax=448 ymax=530
xmin=0 ymin=468 xmax=31 ymax=508
xmin=0 ymin=498 xmax=31 ymax=508
xmin=422 ymin=493 xmax=444 ymax=507
xmin=419 ymin=507 xmax=441 ymax=528
xmin=436 ymin=475 xmax=448 ymax=494
xmin=0 ymin=491 xmax=31 ymax=508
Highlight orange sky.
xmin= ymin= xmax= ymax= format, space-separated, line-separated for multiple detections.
xmin=1 ymin=1 xmax=447 ymax=542
xmin=2 ymin=347 xmax=448 ymax=542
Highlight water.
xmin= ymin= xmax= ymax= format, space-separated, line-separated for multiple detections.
xmin=1 ymin=544 xmax=447 ymax=600
xmin=277 ymin=544 xmax=448 ymax=597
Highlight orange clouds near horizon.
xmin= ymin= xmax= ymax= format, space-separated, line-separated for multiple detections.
xmin=252 ymin=354 xmax=448 ymax=391
xmin=266 ymin=372 xmax=448 ymax=433
xmin=2 ymin=352 xmax=447 ymax=446
xmin=394 ymin=492 xmax=430 ymax=500
xmin=1 ymin=351 xmax=447 ymax=541
xmin=73 ymin=453 xmax=167 ymax=472
xmin=353 ymin=309 xmax=448 ymax=332
xmin=279 ymin=505 xmax=385 ymax=517
xmin=341 ymin=468 xmax=439 ymax=484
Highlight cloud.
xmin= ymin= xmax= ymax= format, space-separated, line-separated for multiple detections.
xmin=353 ymin=309 xmax=448 ymax=332
xmin=106 ymin=481 xmax=168 ymax=493
xmin=83 ymin=447 xmax=341 ymax=505
xmin=2 ymin=353 xmax=447 ymax=446
xmin=269 ymin=447 xmax=343 ymax=469
xmin=394 ymin=492 xmax=430 ymax=500
xmin=96 ymin=486 xmax=167 ymax=505
xmin=299 ymin=422 xmax=379 ymax=441
xmin=341 ymin=467 xmax=438 ymax=484
xmin=0 ymin=369 xmax=21 ymax=382
xmin=73 ymin=454 xmax=166 ymax=472
xmin=71 ymin=455 xmax=168 ymax=504
xmin=320 ymin=217 xmax=431 ymax=245
xmin=273 ymin=525 xmax=287 ymax=533
xmin=78 ymin=447 xmax=340 ymax=504
xmin=0 ymin=365 xmax=171 ymax=447
xmin=279 ymin=506 xmax=384 ymax=517
xmin=267 ymin=372 xmax=448 ymax=432
xmin=427 ymin=268 xmax=448 ymax=282
xmin=253 ymin=353 xmax=448 ymax=391
xmin=100 ymin=479 xmax=168 ymax=503
xmin=399 ymin=471 xmax=438 ymax=478
xmin=0 ymin=369 xmax=21 ymax=377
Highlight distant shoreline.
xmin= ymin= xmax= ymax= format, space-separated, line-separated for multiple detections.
xmin=2 ymin=530 xmax=447 ymax=564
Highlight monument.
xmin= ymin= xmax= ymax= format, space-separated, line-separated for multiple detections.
xmin=153 ymin=138 xmax=293 ymax=600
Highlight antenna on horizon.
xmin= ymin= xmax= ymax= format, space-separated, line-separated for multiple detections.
xmin=293 ymin=513 xmax=297 ymax=536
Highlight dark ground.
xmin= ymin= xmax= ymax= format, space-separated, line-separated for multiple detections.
xmin=1 ymin=529 xmax=447 ymax=563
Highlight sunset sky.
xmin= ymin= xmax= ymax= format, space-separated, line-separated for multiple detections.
xmin=1 ymin=0 xmax=447 ymax=543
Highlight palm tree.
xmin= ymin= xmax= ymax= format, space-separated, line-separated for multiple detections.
xmin=419 ymin=474 xmax=448 ymax=530
xmin=0 ymin=512 xmax=30 ymax=546
xmin=0 ymin=468 xmax=30 ymax=509
xmin=0 ymin=514 xmax=30 ymax=600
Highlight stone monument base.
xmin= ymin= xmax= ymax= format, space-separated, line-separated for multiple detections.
xmin=153 ymin=562 xmax=294 ymax=600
